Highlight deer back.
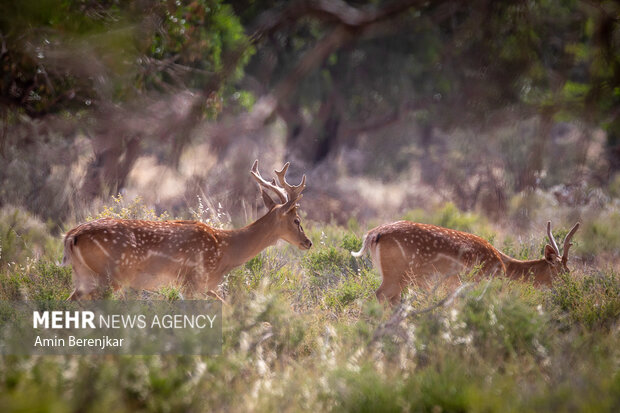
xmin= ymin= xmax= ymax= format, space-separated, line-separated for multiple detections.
xmin=366 ymin=221 xmax=505 ymax=279
xmin=65 ymin=218 xmax=223 ymax=284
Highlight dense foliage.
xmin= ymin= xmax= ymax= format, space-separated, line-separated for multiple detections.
xmin=0 ymin=0 xmax=250 ymax=115
xmin=0 ymin=199 xmax=618 ymax=411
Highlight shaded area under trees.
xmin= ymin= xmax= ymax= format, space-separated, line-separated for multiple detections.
xmin=1 ymin=0 xmax=619 ymax=223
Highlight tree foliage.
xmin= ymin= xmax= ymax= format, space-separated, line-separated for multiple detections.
xmin=237 ymin=0 xmax=619 ymax=167
xmin=0 ymin=0 xmax=250 ymax=116
xmin=1 ymin=0 xmax=619 ymax=220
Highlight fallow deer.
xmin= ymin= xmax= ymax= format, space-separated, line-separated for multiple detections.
xmin=352 ymin=221 xmax=579 ymax=305
xmin=62 ymin=160 xmax=312 ymax=299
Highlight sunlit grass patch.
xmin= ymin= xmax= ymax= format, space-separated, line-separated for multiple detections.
xmin=0 ymin=259 xmax=72 ymax=301
xmin=88 ymin=194 xmax=170 ymax=221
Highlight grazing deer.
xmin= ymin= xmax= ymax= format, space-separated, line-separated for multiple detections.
xmin=62 ymin=160 xmax=312 ymax=299
xmin=352 ymin=221 xmax=580 ymax=305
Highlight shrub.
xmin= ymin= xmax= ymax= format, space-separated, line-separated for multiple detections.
xmin=550 ymin=269 xmax=620 ymax=330
xmin=303 ymin=246 xmax=350 ymax=288
xmin=0 ymin=260 xmax=73 ymax=301
xmin=324 ymin=269 xmax=380 ymax=310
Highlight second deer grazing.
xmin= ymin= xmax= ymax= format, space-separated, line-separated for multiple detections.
xmin=62 ymin=160 xmax=312 ymax=299
xmin=352 ymin=221 xmax=580 ymax=305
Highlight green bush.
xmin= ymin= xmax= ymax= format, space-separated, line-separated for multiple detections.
xmin=341 ymin=233 xmax=362 ymax=253
xmin=0 ymin=260 xmax=73 ymax=301
xmin=324 ymin=269 xmax=380 ymax=310
xmin=550 ymin=270 xmax=620 ymax=330
xmin=303 ymin=246 xmax=351 ymax=288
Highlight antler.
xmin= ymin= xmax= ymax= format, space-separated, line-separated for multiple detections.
xmin=250 ymin=160 xmax=287 ymax=203
xmin=546 ymin=221 xmax=560 ymax=255
xmin=274 ymin=162 xmax=306 ymax=202
xmin=250 ymin=160 xmax=306 ymax=206
xmin=561 ymin=222 xmax=580 ymax=264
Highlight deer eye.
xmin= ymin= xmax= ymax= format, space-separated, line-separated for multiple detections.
xmin=294 ymin=218 xmax=300 ymax=225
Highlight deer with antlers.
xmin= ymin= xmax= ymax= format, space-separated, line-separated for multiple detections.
xmin=352 ymin=221 xmax=580 ymax=305
xmin=62 ymin=160 xmax=312 ymax=299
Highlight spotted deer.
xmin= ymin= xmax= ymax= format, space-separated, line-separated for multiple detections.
xmin=352 ymin=221 xmax=580 ymax=305
xmin=62 ymin=160 xmax=312 ymax=299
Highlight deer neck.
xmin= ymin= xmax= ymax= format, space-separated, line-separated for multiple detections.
xmin=218 ymin=211 xmax=280 ymax=270
xmin=497 ymin=251 xmax=552 ymax=285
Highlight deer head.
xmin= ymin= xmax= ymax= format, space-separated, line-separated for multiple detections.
xmin=250 ymin=160 xmax=312 ymax=250
xmin=543 ymin=221 xmax=580 ymax=276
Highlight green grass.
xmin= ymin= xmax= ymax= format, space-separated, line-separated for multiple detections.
xmin=0 ymin=260 xmax=72 ymax=301
xmin=0 ymin=201 xmax=618 ymax=412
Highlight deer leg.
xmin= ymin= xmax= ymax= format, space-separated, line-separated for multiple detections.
xmin=180 ymin=269 xmax=201 ymax=299
xmin=202 ymin=272 xmax=226 ymax=301
xmin=67 ymin=287 xmax=96 ymax=300
xmin=375 ymin=279 xmax=403 ymax=306
xmin=205 ymin=277 xmax=229 ymax=305
xmin=68 ymin=261 xmax=100 ymax=300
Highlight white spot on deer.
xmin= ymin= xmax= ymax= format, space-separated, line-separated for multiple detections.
xmin=370 ymin=242 xmax=383 ymax=281
xmin=393 ymin=239 xmax=407 ymax=261
xmin=92 ymin=239 xmax=111 ymax=258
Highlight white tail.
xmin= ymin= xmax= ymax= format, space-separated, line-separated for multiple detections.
xmin=351 ymin=235 xmax=369 ymax=257
xmin=64 ymin=160 xmax=312 ymax=299
xmin=353 ymin=221 xmax=579 ymax=305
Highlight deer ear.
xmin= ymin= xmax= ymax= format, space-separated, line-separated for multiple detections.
xmin=260 ymin=188 xmax=277 ymax=210
xmin=544 ymin=244 xmax=558 ymax=262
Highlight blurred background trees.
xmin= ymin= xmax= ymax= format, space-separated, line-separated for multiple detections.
xmin=1 ymin=0 xmax=619 ymax=225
